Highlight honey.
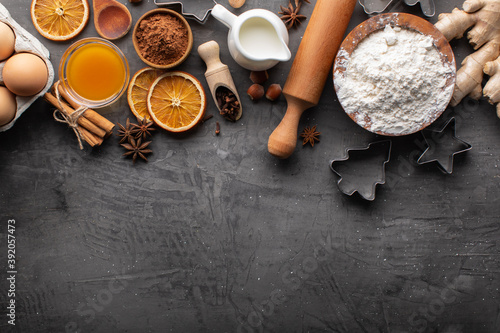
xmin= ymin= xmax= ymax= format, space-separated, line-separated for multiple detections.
xmin=66 ymin=43 xmax=126 ymax=102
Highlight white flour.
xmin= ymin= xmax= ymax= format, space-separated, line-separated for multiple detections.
xmin=335 ymin=25 xmax=455 ymax=135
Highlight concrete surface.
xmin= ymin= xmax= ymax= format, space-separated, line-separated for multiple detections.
xmin=1 ymin=0 xmax=499 ymax=332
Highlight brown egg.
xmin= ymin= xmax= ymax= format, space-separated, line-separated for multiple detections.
xmin=0 ymin=86 xmax=17 ymax=126
xmin=3 ymin=53 xmax=48 ymax=96
xmin=0 ymin=21 xmax=15 ymax=61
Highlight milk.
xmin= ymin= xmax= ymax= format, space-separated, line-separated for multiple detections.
xmin=239 ymin=18 xmax=285 ymax=59
xmin=211 ymin=4 xmax=291 ymax=71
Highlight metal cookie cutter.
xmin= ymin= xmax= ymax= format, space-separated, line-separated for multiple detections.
xmin=417 ymin=117 xmax=472 ymax=174
xmin=329 ymin=140 xmax=392 ymax=201
xmin=359 ymin=0 xmax=435 ymax=17
xmin=154 ymin=0 xmax=217 ymax=24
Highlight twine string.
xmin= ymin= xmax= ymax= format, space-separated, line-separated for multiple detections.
xmin=52 ymin=83 xmax=88 ymax=150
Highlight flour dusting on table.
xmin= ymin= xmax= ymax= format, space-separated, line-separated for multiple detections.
xmin=335 ymin=25 xmax=454 ymax=135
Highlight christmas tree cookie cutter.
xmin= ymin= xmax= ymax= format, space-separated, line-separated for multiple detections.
xmin=329 ymin=140 xmax=392 ymax=201
xmin=417 ymin=117 xmax=472 ymax=174
xmin=359 ymin=0 xmax=435 ymax=17
xmin=154 ymin=0 xmax=217 ymax=24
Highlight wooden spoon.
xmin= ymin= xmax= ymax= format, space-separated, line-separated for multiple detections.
xmin=229 ymin=0 xmax=246 ymax=8
xmin=93 ymin=0 xmax=132 ymax=40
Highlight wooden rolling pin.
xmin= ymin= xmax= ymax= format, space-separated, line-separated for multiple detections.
xmin=267 ymin=0 xmax=357 ymax=159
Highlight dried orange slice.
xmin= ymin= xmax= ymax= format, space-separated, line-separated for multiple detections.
xmin=147 ymin=71 xmax=206 ymax=133
xmin=31 ymin=0 xmax=89 ymax=41
xmin=127 ymin=67 xmax=165 ymax=121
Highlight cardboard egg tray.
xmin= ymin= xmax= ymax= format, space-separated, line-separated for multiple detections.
xmin=0 ymin=3 xmax=54 ymax=132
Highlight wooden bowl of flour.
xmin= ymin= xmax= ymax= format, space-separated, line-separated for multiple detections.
xmin=333 ymin=13 xmax=456 ymax=136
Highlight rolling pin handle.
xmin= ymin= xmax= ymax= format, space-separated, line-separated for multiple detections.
xmin=267 ymin=0 xmax=357 ymax=159
xmin=268 ymin=102 xmax=306 ymax=159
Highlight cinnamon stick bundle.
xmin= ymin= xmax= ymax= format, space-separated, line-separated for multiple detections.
xmin=44 ymin=81 xmax=115 ymax=148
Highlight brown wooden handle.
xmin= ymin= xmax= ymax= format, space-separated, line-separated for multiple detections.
xmin=198 ymin=41 xmax=227 ymax=76
xmin=198 ymin=41 xmax=243 ymax=121
xmin=93 ymin=0 xmax=125 ymax=13
xmin=268 ymin=98 xmax=307 ymax=159
xmin=268 ymin=0 xmax=357 ymax=158
xmin=93 ymin=0 xmax=132 ymax=40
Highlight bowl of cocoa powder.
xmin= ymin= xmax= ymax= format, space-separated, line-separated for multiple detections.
xmin=132 ymin=8 xmax=193 ymax=69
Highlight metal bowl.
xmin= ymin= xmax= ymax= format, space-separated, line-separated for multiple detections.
xmin=333 ymin=13 xmax=456 ymax=136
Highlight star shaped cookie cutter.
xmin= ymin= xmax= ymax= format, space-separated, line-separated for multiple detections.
xmin=359 ymin=0 xmax=435 ymax=17
xmin=154 ymin=0 xmax=217 ymax=24
xmin=417 ymin=117 xmax=472 ymax=174
xmin=329 ymin=140 xmax=392 ymax=201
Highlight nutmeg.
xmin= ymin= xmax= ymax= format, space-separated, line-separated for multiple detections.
xmin=250 ymin=70 xmax=269 ymax=84
xmin=229 ymin=0 xmax=246 ymax=9
xmin=265 ymin=84 xmax=282 ymax=101
xmin=247 ymin=84 xmax=265 ymax=100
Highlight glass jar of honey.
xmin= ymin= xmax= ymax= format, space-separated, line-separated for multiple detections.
xmin=59 ymin=37 xmax=129 ymax=108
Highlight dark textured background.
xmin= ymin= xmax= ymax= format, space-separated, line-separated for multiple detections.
xmin=1 ymin=0 xmax=500 ymax=332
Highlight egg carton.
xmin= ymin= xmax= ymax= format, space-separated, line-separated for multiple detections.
xmin=0 ymin=3 xmax=54 ymax=132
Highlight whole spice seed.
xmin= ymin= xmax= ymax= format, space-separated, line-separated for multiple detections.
xmin=131 ymin=117 xmax=155 ymax=140
xmin=300 ymin=125 xmax=320 ymax=147
xmin=215 ymin=121 xmax=220 ymax=135
xmin=279 ymin=1 xmax=307 ymax=29
xmin=121 ymin=137 xmax=153 ymax=163
xmin=135 ymin=13 xmax=189 ymax=65
xmin=116 ymin=118 xmax=135 ymax=143
xmin=117 ymin=118 xmax=155 ymax=163
xmin=216 ymin=87 xmax=240 ymax=121
xmin=202 ymin=114 xmax=213 ymax=123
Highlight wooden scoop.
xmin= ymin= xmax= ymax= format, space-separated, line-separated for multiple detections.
xmin=93 ymin=0 xmax=132 ymax=40
xmin=198 ymin=40 xmax=242 ymax=121
xmin=267 ymin=0 xmax=357 ymax=159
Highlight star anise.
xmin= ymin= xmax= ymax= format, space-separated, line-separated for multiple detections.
xmin=116 ymin=118 xmax=135 ymax=143
xmin=131 ymin=117 xmax=155 ymax=139
xmin=279 ymin=1 xmax=307 ymax=29
xmin=121 ymin=137 xmax=152 ymax=163
xmin=300 ymin=125 xmax=320 ymax=147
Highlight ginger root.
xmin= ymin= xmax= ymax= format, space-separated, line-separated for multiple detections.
xmin=435 ymin=0 xmax=500 ymax=117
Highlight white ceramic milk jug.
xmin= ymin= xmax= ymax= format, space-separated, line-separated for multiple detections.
xmin=211 ymin=4 xmax=291 ymax=71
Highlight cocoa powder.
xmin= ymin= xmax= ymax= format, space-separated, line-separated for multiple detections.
xmin=135 ymin=13 xmax=188 ymax=65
